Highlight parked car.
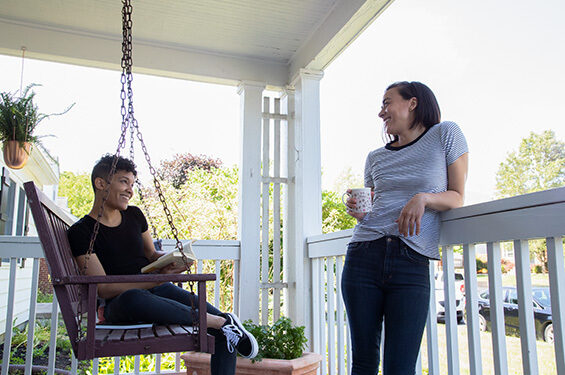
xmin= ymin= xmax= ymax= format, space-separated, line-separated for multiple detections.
xmin=477 ymin=286 xmax=553 ymax=343
xmin=435 ymin=272 xmax=466 ymax=323
xmin=436 ymin=271 xmax=465 ymax=295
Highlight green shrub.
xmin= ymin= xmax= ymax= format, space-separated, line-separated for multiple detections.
xmin=242 ymin=316 xmax=308 ymax=362
xmin=476 ymin=257 xmax=487 ymax=273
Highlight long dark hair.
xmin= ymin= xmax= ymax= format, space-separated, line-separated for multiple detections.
xmin=384 ymin=81 xmax=441 ymax=143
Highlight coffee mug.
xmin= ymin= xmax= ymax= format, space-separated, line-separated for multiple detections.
xmin=342 ymin=188 xmax=372 ymax=214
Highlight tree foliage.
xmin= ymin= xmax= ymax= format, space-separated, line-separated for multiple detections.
xmin=58 ymin=171 xmax=93 ymax=218
xmin=322 ymin=190 xmax=357 ymax=233
xmin=158 ymin=152 xmax=223 ymax=189
xmin=495 ymin=130 xmax=565 ymax=272
xmin=495 ymin=130 xmax=565 ymax=198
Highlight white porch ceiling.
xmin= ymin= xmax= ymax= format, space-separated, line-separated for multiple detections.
xmin=0 ymin=0 xmax=393 ymax=88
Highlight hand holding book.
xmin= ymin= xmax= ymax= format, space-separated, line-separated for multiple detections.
xmin=141 ymin=241 xmax=197 ymax=274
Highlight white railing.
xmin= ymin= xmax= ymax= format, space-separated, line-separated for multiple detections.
xmin=308 ymin=187 xmax=565 ymax=375
xmin=0 ymin=237 xmax=240 ymax=375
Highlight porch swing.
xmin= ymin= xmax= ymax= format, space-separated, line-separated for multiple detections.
xmin=23 ymin=0 xmax=215 ymax=360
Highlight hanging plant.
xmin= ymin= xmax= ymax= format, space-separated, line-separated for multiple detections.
xmin=0 ymin=84 xmax=73 ymax=169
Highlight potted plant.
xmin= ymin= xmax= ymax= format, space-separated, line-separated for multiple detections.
xmin=181 ymin=316 xmax=322 ymax=375
xmin=0 ymin=84 xmax=72 ymax=169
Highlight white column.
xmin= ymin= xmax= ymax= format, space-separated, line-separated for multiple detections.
xmin=284 ymin=69 xmax=324 ymax=346
xmin=237 ymin=81 xmax=265 ymax=322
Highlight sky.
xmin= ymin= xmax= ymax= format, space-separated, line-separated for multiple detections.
xmin=0 ymin=0 xmax=564 ymax=205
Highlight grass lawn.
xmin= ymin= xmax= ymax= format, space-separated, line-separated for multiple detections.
xmin=420 ymin=323 xmax=556 ymax=374
xmin=476 ymin=272 xmax=549 ymax=288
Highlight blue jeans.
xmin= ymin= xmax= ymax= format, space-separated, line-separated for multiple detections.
xmin=341 ymin=236 xmax=430 ymax=375
xmin=104 ymin=282 xmax=236 ymax=375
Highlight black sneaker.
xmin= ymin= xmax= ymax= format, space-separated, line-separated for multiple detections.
xmin=221 ymin=313 xmax=259 ymax=359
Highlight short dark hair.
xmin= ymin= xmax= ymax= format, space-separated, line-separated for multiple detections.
xmin=91 ymin=154 xmax=137 ymax=192
xmin=387 ymin=81 xmax=441 ymax=130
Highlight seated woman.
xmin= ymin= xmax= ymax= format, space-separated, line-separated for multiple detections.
xmin=67 ymin=154 xmax=257 ymax=375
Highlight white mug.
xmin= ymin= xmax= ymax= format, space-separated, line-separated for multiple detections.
xmin=342 ymin=188 xmax=372 ymax=214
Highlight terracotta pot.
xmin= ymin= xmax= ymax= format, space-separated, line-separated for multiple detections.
xmin=3 ymin=141 xmax=32 ymax=169
xmin=181 ymin=352 xmax=322 ymax=375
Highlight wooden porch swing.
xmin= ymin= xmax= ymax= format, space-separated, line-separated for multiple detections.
xmin=23 ymin=0 xmax=215 ymax=361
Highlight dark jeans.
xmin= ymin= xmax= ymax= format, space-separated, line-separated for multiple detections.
xmin=104 ymin=282 xmax=236 ymax=375
xmin=341 ymin=236 xmax=430 ymax=375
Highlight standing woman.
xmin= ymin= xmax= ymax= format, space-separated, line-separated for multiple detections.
xmin=342 ymin=81 xmax=468 ymax=374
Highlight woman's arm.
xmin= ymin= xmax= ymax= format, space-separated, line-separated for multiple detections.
xmin=397 ymin=153 xmax=468 ymax=236
xmin=74 ymin=253 xmax=162 ymax=299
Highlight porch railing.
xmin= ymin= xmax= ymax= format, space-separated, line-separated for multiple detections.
xmin=308 ymin=187 xmax=565 ymax=375
xmin=0 ymin=237 xmax=240 ymax=375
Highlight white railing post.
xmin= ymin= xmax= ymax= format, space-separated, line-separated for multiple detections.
xmin=486 ymin=241 xmax=508 ymax=375
xmin=442 ymin=245 xmax=460 ymax=375
xmin=547 ymin=236 xmax=565 ymax=374
xmin=463 ymin=244 xmax=483 ymax=375
xmin=286 ymin=69 xmax=324 ymax=345
xmin=513 ymin=240 xmax=538 ymax=375
xmin=1 ymin=259 xmax=17 ymax=375
xmin=24 ymin=258 xmax=40 ymax=375
xmin=426 ymin=262 xmax=440 ymax=375
xmin=237 ymin=81 xmax=265 ymax=322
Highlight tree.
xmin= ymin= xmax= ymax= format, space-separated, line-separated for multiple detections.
xmin=495 ymin=130 xmax=565 ymax=271
xmin=58 ymin=171 xmax=93 ymax=217
xmin=495 ymin=130 xmax=565 ymax=198
xmin=158 ymin=153 xmax=223 ymax=188
xmin=322 ymin=190 xmax=357 ymax=234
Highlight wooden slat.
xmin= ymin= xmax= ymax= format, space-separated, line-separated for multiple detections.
xmin=123 ymin=329 xmax=139 ymax=341
xmin=168 ymin=325 xmax=187 ymax=336
xmin=139 ymin=328 xmax=155 ymax=340
xmin=95 ymin=329 xmax=112 ymax=341
xmin=108 ymin=329 xmax=125 ymax=341
xmin=154 ymin=325 xmax=171 ymax=338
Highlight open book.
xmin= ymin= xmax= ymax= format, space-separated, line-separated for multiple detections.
xmin=141 ymin=240 xmax=197 ymax=273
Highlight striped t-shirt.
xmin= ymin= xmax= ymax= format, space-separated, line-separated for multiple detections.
xmin=350 ymin=121 xmax=468 ymax=260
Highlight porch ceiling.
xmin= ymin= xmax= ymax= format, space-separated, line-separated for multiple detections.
xmin=0 ymin=0 xmax=393 ymax=89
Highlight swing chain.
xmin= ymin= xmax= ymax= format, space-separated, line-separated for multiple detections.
xmin=76 ymin=0 xmax=197 ymax=341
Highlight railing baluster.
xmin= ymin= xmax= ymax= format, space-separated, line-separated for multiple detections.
xmin=134 ymin=355 xmax=140 ymax=374
xmin=463 ymin=244 xmax=483 ymax=375
xmin=273 ymin=97 xmax=282 ymax=322
xmin=336 ymin=257 xmax=345 ymax=375
xmin=327 ymin=257 xmax=336 ymax=375
xmin=70 ymin=356 xmax=78 ymax=375
xmin=92 ymin=358 xmax=99 ymax=375
xmin=320 ymin=259 xmax=327 ymax=375
xmin=426 ymin=261 xmax=440 ymax=375
xmin=486 ymin=241 xmax=508 ymax=375
xmin=47 ymin=295 xmax=59 ymax=375
xmin=24 ymin=258 xmax=40 ymax=375
xmin=1 ymin=258 xmax=17 ymax=375
xmin=547 ymin=236 xmax=565 ymax=374
xmin=514 ymin=240 xmax=538 ymax=375
xmin=155 ymin=353 xmax=162 ymax=373
xmin=214 ymin=260 xmax=221 ymax=307
xmin=113 ymin=356 xmax=120 ymax=375
xmin=311 ymin=257 xmax=321 ymax=374
xmin=442 ymin=245 xmax=460 ymax=375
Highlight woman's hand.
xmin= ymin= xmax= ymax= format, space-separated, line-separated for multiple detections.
xmin=396 ymin=193 xmax=428 ymax=236
xmin=344 ymin=189 xmax=374 ymax=221
xmin=159 ymin=260 xmax=193 ymax=274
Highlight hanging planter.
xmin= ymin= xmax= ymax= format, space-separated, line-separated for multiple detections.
xmin=0 ymin=84 xmax=73 ymax=170
xmin=2 ymin=140 xmax=32 ymax=169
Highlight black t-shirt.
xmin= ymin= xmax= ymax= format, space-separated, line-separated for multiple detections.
xmin=67 ymin=206 xmax=150 ymax=275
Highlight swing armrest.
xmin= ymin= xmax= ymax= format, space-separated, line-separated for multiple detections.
xmin=53 ymin=273 xmax=216 ymax=285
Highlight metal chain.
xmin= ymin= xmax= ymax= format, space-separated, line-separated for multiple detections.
xmin=76 ymin=0 xmax=198 ymax=341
